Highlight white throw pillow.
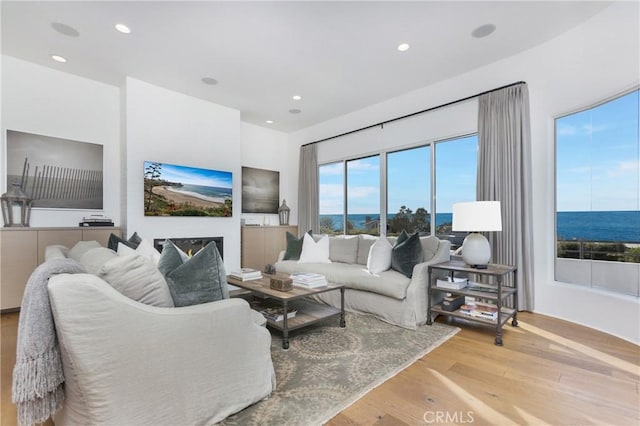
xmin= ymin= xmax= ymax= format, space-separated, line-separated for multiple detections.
xmin=298 ymin=233 xmax=331 ymax=264
xmin=367 ymin=237 xmax=393 ymax=274
xmin=118 ymin=239 xmax=162 ymax=265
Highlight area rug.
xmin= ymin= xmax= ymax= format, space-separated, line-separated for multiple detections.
xmin=220 ymin=312 xmax=459 ymax=426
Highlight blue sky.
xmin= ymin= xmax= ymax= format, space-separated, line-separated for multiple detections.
xmin=556 ymin=89 xmax=639 ymax=212
xmin=145 ymin=161 xmax=232 ymax=189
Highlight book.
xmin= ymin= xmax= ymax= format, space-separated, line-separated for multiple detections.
xmin=436 ymin=277 xmax=468 ymax=290
xmin=291 ymin=272 xmax=327 ymax=288
xmin=259 ymin=306 xmax=297 ymax=322
xmin=458 ymin=303 xmax=498 ymax=321
xmin=229 ymin=268 xmax=262 ymax=281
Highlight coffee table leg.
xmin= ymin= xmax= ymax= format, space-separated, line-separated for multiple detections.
xmin=282 ymin=300 xmax=289 ymax=349
xmin=340 ymin=287 xmax=346 ymax=327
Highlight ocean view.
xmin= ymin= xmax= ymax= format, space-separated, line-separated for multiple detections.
xmin=319 ymin=210 xmax=640 ymax=243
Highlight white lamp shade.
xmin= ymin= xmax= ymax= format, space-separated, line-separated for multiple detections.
xmin=452 ymin=201 xmax=502 ymax=232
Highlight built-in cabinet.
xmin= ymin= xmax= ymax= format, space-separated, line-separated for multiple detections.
xmin=0 ymin=227 xmax=121 ymax=311
xmin=241 ymin=225 xmax=297 ymax=271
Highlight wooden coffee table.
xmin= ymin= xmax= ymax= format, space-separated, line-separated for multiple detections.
xmin=228 ymin=274 xmax=345 ymax=349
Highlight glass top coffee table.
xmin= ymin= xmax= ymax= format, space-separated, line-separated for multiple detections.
xmin=228 ymin=274 xmax=345 ymax=349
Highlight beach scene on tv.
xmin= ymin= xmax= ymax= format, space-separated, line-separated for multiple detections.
xmin=143 ymin=161 xmax=232 ymax=217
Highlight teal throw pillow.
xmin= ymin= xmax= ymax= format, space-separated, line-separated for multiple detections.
xmin=391 ymin=231 xmax=424 ymax=278
xmin=107 ymin=232 xmax=141 ymax=251
xmin=283 ymin=230 xmax=311 ymax=261
xmin=157 ymin=240 xmax=229 ymax=307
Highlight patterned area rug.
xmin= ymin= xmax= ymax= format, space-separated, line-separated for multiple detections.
xmin=220 ymin=312 xmax=459 ymax=426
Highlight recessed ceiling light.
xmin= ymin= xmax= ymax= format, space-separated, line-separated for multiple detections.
xmin=397 ymin=43 xmax=410 ymax=52
xmin=265 ymin=120 xmax=274 ymax=124
xmin=201 ymin=77 xmax=218 ymax=85
xmin=292 ymin=95 xmax=302 ymax=101
xmin=51 ymin=55 xmax=67 ymax=63
xmin=472 ymin=24 xmax=496 ymax=38
xmin=115 ymin=23 xmax=131 ymax=34
xmin=51 ymin=22 xmax=79 ymax=37
xmin=289 ymin=109 xmax=302 ymax=114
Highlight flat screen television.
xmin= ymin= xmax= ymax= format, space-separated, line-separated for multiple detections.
xmin=143 ymin=161 xmax=232 ymax=217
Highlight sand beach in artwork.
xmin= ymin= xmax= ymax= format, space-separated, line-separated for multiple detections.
xmin=152 ymin=186 xmax=224 ymax=209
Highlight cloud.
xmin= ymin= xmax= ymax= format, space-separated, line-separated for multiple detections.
xmin=557 ymin=122 xmax=608 ymax=136
xmin=319 ymin=163 xmax=343 ymax=176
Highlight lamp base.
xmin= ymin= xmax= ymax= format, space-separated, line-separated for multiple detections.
xmin=461 ymin=233 xmax=491 ymax=268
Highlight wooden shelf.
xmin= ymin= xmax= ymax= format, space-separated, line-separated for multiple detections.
xmin=264 ymin=299 xmax=342 ymax=331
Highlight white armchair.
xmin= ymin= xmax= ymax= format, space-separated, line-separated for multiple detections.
xmin=48 ymin=273 xmax=275 ymax=425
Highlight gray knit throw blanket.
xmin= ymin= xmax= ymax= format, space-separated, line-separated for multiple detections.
xmin=12 ymin=258 xmax=86 ymax=426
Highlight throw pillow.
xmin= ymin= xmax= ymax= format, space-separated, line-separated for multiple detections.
xmin=157 ymin=240 xmax=229 ymax=307
xmin=356 ymin=235 xmax=378 ymax=265
xmin=367 ymin=237 xmax=393 ymax=274
xmin=67 ymin=240 xmax=102 ymax=262
xmin=391 ymin=231 xmax=424 ymax=278
xmin=98 ymin=254 xmax=174 ymax=307
xmin=117 ymin=239 xmax=161 ymax=265
xmin=107 ymin=232 xmax=141 ymax=251
xmin=298 ymin=233 xmax=331 ymax=263
xmin=79 ymin=247 xmax=118 ymax=275
xmin=283 ymin=230 xmax=311 ymax=261
xmin=329 ymin=236 xmax=358 ymax=264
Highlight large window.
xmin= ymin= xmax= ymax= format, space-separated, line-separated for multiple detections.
xmin=555 ymin=89 xmax=639 ymax=295
xmin=319 ymin=134 xmax=477 ymax=242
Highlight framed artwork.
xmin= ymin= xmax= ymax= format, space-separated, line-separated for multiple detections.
xmin=143 ymin=161 xmax=232 ymax=217
xmin=5 ymin=130 xmax=103 ymax=209
xmin=241 ymin=166 xmax=280 ymax=213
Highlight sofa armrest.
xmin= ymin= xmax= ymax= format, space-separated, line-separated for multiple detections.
xmin=48 ymin=273 xmax=275 ymax=425
xmin=410 ymin=239 xmax=452 ymax=286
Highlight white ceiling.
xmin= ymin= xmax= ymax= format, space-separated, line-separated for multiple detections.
xmin=1 ymin=1 xmax=612 ymax=132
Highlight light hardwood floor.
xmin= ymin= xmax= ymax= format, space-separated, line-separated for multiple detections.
xmin=1 ymin=311 xmax=638 ymax=426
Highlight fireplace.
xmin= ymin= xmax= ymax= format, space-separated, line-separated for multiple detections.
xmin=153 ymin=236 xmax=223 ymax=259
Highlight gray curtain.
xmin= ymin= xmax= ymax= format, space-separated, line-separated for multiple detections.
xmin=477 ymin=83 xmax=534 ymax=311
xmin=298 ymin=143 xmax=319 ymax=235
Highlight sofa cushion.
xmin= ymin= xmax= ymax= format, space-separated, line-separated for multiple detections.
xmin=329 ymin=236 xmax=358 ymax=264
xmin=283 ymin=231 xmax=311 ymax=261
xmin=276 ymin=260 xmax=411 ymax=300
xmin=367 ymin=237 xmax=392 ymax=274
xmin=299 ymin=233 xmax=331 ymax=263
xmin=356 ymin=235 xmax=378 ymax=265
xmin=97 ymin=254 xmax=174 ymax=307
xmin=157 ymin=240 xmax=229 ymax=307
xmin=67 ymin=240 xmax=102 ymax=262
xmin=391 ymin=231 xmax=424 ymax=278
xmin=79 ymin=247 xmax=118 ymax=275
xmin=107 ymin=232 xmax=141 ymax=251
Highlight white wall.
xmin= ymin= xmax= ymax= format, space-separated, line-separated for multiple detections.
xmin=125 ymin=78 xmax=242 ymax=271
xmin=289 ymin=3 xmax=640 ymax=344
xmin=240 ymin=122 xmax=294 ymax=225
xmin=1 ymin=55 xmax=121 ymax=227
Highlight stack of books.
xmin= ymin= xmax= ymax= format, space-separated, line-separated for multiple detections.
xmin=259 ymin=306 xmax=297 ymax=322
xmin=458 ymin=302 xmax=499 ymax=321
xmin=229 ymin=268 xmax=262 ymax=281
xmin=79 ymin=215 xmax=114 ymax=227
xmin=436 ymin=277 xmax=468 ymax=290
xmin=291 ymin=272 xmax=327 ymax=288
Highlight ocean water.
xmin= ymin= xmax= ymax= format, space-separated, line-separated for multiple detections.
xmin=319 ymin=211 xmax=640 ymax=243
xmin=169 ymin=183 xmax=232 ymax=202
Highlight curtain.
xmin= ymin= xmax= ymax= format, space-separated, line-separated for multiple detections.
xmin=297 ymin=144 xmax=319 ymax=235
xmin=477 ymin=83 xmax=535 ymax=311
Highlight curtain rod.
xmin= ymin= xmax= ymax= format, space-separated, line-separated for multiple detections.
xmin=303 ymin=80 xmax=526 ymax=146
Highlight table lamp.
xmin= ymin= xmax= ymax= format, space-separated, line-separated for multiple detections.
xmin=452 ymin=201 xmax=502 ymax=269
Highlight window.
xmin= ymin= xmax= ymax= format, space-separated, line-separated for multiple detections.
xmin=318 ymin=134 xmax=477 ymax=241
xmin=346 ymin=155 xmax=380 ymax=235
xmin=555 ymin=89 xmax=639 ymax=295
xmin=319 ymin=162 xmax=344 ymax=235
xmin=435 ymin=135 xmax=478 ymax=249
xmin=387 ymin=146 xmax=431 ymax=236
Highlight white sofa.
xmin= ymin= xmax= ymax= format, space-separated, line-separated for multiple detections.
xmin=41 ymin=243 xmax=276 ymax=425
xmin=275 ymin=234 xmax=450 ymax=329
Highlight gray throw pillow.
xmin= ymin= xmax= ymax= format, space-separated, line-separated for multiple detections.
xmin=391 ymin=231 xmax=424 ymax=278
xmin=98 ymin=254 xmax=174 ymax=307
xmin=157 ymin=240 xmax=229 ymax=307
xmin=67 ymin=240 xmax=102 ymax=262
xmin=283 ymin=231 xmax=311 ymax=260
xmin=107 ymin=232 xmax=141 ymax=251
